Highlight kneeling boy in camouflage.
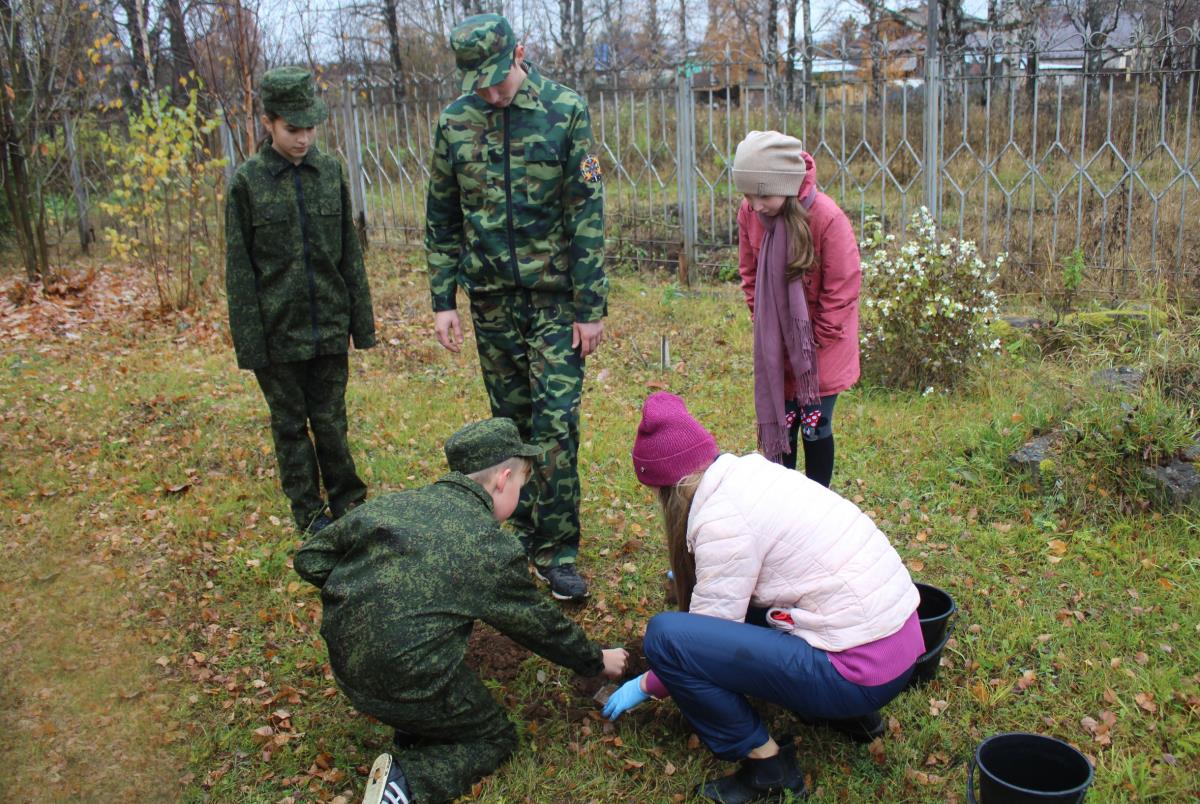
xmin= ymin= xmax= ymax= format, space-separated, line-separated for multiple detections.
xmin=293 ymin=418 xmax=627 ymax=804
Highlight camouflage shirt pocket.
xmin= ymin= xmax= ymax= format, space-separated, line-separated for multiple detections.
xmin=311 ymin=197 xmax=343 ymax=265
xmin=452 ymin=142 xmax=490 ymax=207
xmin=251 ymin=201 xmax=291 ymax=236
xmin=522 ymin=140 xmax=563 ymax=206
xmin=250 ymin=201 xmax=294 ymax=272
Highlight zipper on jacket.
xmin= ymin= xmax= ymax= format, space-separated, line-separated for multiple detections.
xmin=292 ymin=165 xmax=320 ymax=344
xmin=503 ymin=106 xmax=520 ymax=288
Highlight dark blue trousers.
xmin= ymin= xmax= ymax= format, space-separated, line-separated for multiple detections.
xmin=643 ymin=611 xmax=913 ymax=760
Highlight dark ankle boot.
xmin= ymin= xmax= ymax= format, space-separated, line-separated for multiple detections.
xmin=696 ymin=742 xmax=807 ymax=803
xmin=802 ymin=435 xmax=835 ymax=487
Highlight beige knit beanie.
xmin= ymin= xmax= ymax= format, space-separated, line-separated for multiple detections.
xmin=732 ymin=130 xmax=806 ymax=196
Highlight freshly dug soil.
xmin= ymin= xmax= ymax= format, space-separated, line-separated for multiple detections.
xmin=464 ymin=623 xmax=533 ymax=686
xmin=465 ymin=625 xmax=655 ymax=724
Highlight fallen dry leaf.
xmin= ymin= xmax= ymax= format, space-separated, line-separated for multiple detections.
xmin=1135 ymin=692 xmax=1157 ymax=714
xmin=905 ymin=767 xmax=946 ymax=785
xmin=969 ymin=681 xmax=989 ymax=707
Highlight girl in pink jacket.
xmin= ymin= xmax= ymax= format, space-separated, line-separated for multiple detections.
xmin=606 ymin=392 xmax=922 ymax=802
xmin=733 ymin=130 xmax=862 ymax=487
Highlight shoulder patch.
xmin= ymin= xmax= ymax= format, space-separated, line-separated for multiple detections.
xmin=580 ymin=154 xmax=603 ymax=183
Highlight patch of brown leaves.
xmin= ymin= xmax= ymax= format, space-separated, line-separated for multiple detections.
xmin=0 ymin=268 xmax=183 ymax=342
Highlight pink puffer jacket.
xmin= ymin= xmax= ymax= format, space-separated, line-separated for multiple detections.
xmin=687 ymin=453 xmax=918 ymax=651
xmin=737 ymin=151 xmax=862 ymax=397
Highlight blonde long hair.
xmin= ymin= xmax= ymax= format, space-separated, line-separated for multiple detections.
xmin=659 ymin=471 xmax=705 ymax=611
xmin=782 ymin=196 xmax=816 ymax=280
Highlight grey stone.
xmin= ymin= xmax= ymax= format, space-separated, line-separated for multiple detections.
xmin=1182 ymin=443 xmax=1200 ymax=463
xmin=1009 ymin=434 xmax=1057 ymax=483
xmin=1001 ymin=315 xmax=1044 ymax=330
xmin=1142 ymin=461 xmax=1200 ymax=508
xmin=1091 ymin=366 xmax=1144 ymax=394
xmin=1010 ymin=434 xmax=1055 ymax=464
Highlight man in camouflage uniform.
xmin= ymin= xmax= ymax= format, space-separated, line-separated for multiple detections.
xmin=293 ymin=418 xmax=626 ymax=804
xmin=426 ymin=13 xmax=607 ymax=602
xmin=226 ymin=67 xmax=376 ymax=533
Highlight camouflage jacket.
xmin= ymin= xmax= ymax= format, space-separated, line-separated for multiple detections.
xmin=225 ymin=141 xmax=375 ymax=370
xmin=293 ymin=473 xmax=604 ymax=709
xmin=425 ymin=64 xmax=607 ymax=322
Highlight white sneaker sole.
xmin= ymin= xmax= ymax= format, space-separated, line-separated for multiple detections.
xmin=533 ymin=567 xmax=589 ymax=601
xmin=361 ymin=753 xmax=409 ymax=804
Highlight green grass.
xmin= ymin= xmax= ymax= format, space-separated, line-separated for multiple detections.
xmin=0 ymin=255 xmax=1197 ymax=801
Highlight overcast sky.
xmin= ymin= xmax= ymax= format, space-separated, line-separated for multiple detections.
xmin=269 ymin=0 xmax=994 ymax=63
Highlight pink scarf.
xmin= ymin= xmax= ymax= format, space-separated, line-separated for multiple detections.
xmin=754 ymin=211 xmax=820 ymax=462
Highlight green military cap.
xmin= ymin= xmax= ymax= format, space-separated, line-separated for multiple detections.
xmin=261 ymin=66 xmax=327 ymax=127
xmin=445 ymin=418 xmax=542 ymax=475
xmin=450 ymin=13 xmax=517 ymax=94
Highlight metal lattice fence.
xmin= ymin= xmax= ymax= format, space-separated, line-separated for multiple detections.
xmin=241 ymin=25 xmax=1200 ymax=295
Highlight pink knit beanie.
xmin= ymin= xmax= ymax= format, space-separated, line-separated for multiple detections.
xmin=631 ymin=392 xmax=719 ymax=487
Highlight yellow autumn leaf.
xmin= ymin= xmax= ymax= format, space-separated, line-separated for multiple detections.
xmin=1047 ymin=539 xmax=1068 ymax=556
xmin=970 ymin=680 xmax=990 ymax=706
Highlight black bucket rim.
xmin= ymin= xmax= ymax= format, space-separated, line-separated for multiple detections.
xmin=974 ymin=731 xmax=1095 ymax=799
xmin=916 ymin=582 xmax=957 ymax=621
xmin=906 ymin=628 xmax=952 ymax=689
xmin=917 ymin=628 xmax=952 ymax=663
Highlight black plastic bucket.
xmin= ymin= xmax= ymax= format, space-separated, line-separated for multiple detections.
xmin=916 ymin=583 xmax=956 ymax=649
xmin=906 ymin=628 xmax=950 ymax=688
xmin=967 ymin=733 xmax=1094 ymax=803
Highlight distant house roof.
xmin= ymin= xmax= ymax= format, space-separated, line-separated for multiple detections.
xmin=965 ymin=11 xmax=1145 ymax=62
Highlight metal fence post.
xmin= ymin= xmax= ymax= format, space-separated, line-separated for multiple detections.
xmin=923 ymin=0 xmax=941 ymax=222
xmin=674 ymin=68 xmax=697 ymax=285
xmin=343 ymin=93 xmax=370 ymax=249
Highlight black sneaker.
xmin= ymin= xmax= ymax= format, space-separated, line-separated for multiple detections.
xmin=534 ymin=564 xmax=589 ymax=602
xmin=362 ymin=753 xmax=412 ymax=804
xmin=697 ymin=741 xmax=807 ymax=802
xmin=305 ymin=514 xmax=333 ymax=534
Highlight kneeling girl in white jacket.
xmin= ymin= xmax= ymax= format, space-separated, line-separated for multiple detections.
xmin=603 ymin=391 xmax=924 ymax=803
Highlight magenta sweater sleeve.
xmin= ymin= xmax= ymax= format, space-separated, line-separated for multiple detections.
xmin=643 ymin=670 xmax=671 ymax=699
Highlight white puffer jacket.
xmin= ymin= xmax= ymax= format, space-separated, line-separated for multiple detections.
xmin=687 ymin=453 xmax=919 ymax=651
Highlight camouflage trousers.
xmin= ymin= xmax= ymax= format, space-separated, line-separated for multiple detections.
xmin=357 ymin=663 xmax=518 ymax=804
xmin=253 ymin=353 xmax=367 ymax=529
xmin=470 ymin=294 xmax=583 ymax=568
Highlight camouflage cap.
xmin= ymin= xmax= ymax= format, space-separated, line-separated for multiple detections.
xmin=445 ymin=418 xmax=542 ymax=475
xmin=450 ymin=13 xmax=517 ymax=94
xmin=261 ymin=66 xmax=327 ymax=127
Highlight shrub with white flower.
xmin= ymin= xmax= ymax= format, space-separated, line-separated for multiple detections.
xmin=859 ymin=207 xmax=1004 ymax=389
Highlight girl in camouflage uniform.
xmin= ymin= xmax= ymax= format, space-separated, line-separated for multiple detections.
xmin=225 ymin=67 xmax=376 ymax=532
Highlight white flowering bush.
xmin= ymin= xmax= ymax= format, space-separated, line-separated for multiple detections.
xmin=859 ymin=207 xmax=1004 ymax=389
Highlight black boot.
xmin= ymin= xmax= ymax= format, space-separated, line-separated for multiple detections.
xmin=801 ymin=435 xmax=834 ymax=488
xmin=696 ymin=742 xmax=807 ymax=803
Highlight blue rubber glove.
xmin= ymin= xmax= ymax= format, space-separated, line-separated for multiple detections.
xmin=602 ymin=674 xmax=652 ymax=721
